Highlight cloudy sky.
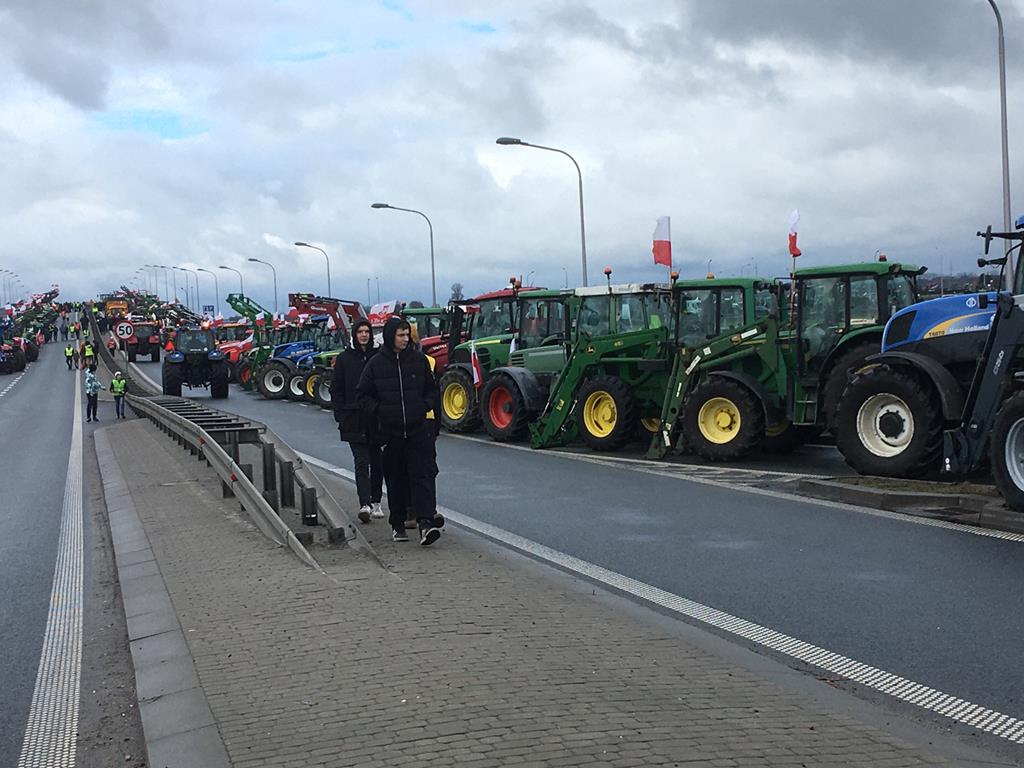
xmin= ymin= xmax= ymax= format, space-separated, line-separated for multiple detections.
xmin=2 ymin=0 xmax=1024 ymax=309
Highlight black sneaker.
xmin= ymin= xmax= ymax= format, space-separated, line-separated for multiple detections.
xmin=433 ymin=513 xmax=445 ymax=529
xmin=419 ymin=525 xmax=441 ymax=547
xmin=392 ymin=527 xmax=409 ymax=542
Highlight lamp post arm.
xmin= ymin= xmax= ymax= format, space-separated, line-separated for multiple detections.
xmin=388 ymin=206 xmax=436 ymax=305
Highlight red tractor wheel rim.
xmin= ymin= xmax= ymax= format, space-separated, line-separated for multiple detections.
xmin=488 ymin=387 xmax=514 ymax=429
xmin=240 ymin=367 xmax=250 ymax=384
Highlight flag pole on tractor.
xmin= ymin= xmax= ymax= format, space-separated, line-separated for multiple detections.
xmin=788 ymin=209 xmax=801 ymax=315
xmin=653 ymin=216 xmax=672 ymax=282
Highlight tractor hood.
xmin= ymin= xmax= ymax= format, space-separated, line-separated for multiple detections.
xmin=883 ymin=292 xmax=998 ymax=352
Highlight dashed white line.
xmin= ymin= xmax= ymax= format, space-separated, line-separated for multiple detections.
xmin=0 ymin=363 xmax=31 ymax=398
xmin=18 ymin=368 xmax=84 ymax=767
xmin=299 ymin=450 xmax=1024 ymax=747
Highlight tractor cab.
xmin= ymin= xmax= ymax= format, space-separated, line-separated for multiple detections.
xmin=676 ymin=278 xmax=777 ymax=349
xmin=792 ymin=262 xmax=922 ymax=382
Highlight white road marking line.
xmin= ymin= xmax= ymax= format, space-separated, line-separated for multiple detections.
xmin=443 ymin=434 xmax=1024 ymax=544
xmin=298 ymin=450 xmax=1024 ymax=746
xmin=18 ymin=368 xmax=84 ymax=767
xmin=0 ymin=363 xmax=31 ymax=398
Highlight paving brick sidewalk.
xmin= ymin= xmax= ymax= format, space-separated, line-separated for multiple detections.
xmin=103 ymin=418 xmax=977 ymax=767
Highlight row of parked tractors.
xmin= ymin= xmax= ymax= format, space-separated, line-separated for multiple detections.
xmin=0 ymin=288 xmax=61 ymax=374
xmin=123 ymin=222 xmax=1024 ymax=513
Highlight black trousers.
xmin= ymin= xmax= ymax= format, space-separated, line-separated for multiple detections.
xmin=114 ymin=395 xmax=125 ymax=419
xmin=348 ymin=442 xmax=383 ymax=507
xmin=86 ymin=393 xmax=98 ymax=420
xmin=382 ymin=427 xmax=437 ymax=529
xmin=66 ymin=356 xmax=73 ymax=369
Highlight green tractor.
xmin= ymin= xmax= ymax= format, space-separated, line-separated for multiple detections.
xmin=648 ymin=260 xmax=924 ymax=461
xmin=437 ymin=284 xmax=547 ymax=432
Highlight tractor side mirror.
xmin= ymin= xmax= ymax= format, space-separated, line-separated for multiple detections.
xmin=979 ymin=293 xmax=989 ymax=309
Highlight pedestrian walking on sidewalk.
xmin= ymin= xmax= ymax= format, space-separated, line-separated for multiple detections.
xmin=84 ymin=364 xmax=105 ymax=422
xmin=356 ymin=316 xmax=442 ymax=546
xmin=65 ymin=344 xmax=74 ymax=370
xmin=111 ymin=371 xmax=127 ymax=419
xmin=330 ymin=318 xmax=384 ymax=524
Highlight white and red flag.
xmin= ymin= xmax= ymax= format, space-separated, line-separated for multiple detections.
xmin=788 ymin=209 xmax=802 ymax=257
xmin=652 ymin=216 xmax=672 ymax=267
xmin=470 ymin=340 xmax=484 ymax=389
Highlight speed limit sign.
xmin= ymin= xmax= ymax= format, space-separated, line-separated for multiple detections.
xmin=115 ymin=321 xmax=135 ymax=340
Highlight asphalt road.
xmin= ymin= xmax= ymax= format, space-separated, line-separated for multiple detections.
xmin=133 ymin=360 xmax=1024 ymax=745
xmin=0 ymin=345 xmax=78 ymax=766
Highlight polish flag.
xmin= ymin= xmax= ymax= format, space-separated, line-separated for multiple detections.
xmin=470 ymin=341 xmax=484 ymax=389
xmin=652 ymin=216 xmax=672 ymax=267
xmin=788 ymin=209 xmax=802 ymax=257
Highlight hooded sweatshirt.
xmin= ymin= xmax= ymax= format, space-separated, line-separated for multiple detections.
xmin=356 ymin=316 xmax=438 ymax=439
xmin=331 ymin=319 xmax=378 ymax=440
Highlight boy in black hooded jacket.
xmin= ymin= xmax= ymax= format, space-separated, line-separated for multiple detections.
xmin=356 ymin=316 xmax=442 ymax=545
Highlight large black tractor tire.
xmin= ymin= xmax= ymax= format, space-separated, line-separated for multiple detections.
xmin=235 ymin=360 xmax=253 ymax=388
xmin=682 ymin=378 xmax=765 ymax=461
xmin=12 ymin=348 xmax=26 ymax=372
xmin=991 ymin=392 xmax=1024 ymax=513
xmin=23 ymin=342 xmax=39 ymax=363
xmin=439 ymin=368 xmax=481 ymax=433
xmin=150 ymin=347 xmax=160 ymax=363
xmin=256 ymin=361 xmax=290 ymax=400
xmin=162 ymin=362 xmax=184 ymax=397
xmin=575 ymin=375 xmax=638 ymax=452
xmin=313 ymin=372 xmax=333 ymax=409
xmin=480 ymin=374 xmax=531 ymax=442
xmin=821 ymin=342 xmax=878 ymax=431
xmin=210 ymin=361 xmax=229 ymax=399
xmin=286 ymin=371 xmax=307 ymax=401
xmin=127 ymin=345 xmax=137 ymax=363
xmin=834 ymin=364 xmax=943 ymax=478
xmin=761 ymin=421 xmax=805 ymax=454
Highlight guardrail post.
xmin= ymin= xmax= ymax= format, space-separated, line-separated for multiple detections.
xmin=262 ymin=443 xmax=277 ymax=492
xmin=227 ymin=432 xmax=239 ymax=463
xmin=263 ymin=489 xmax=280 ymax=512
xmin=239 ymin=463 xmax=254 ymax=513
xmin=301 ymin=487 xmax=318 ymax=526
xmin=280 ymin=461 xmax=295 ymax=508
xmin=221 ymin=479 xmax=234 ymax=498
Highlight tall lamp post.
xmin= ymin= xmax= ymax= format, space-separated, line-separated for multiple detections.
xmin=218 ymin=265 xmax=244 ymax=296
xmin=247 ymin=257 xmax=279 ymax=314
xmin=988 ymin=0 xmax=1013 ymax=288
xmin=148 ymin=265 xmax=169 ymax=301
xmin=175 ymin=266 xmax=200 ymax=313
xmin=496 ymin=136 xmax=588 ymax=287
xmin=158 ymin=265 xmax=178 ymax=304
xmin=294 ymin=242 xmax=331 ymax=297
xmin=370 ymin=203 xmax=437 ymax=306
xmin=197 ymin=268 xmax=220 ymax=317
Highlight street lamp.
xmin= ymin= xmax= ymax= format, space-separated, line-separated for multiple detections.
xmin=158 ymin=265 xmax=178 ymax=304
xmin=178 ymin=266 xmax=201 ymax=313
xmin=247 ymin=257 xmax=278 ymax=314
xmin=144 ymin=265 xmax=163 ymax=300
xmin=496 ymin=136 xmax=589 ymax=287
xmin=218 ymin=265 xmax=244 ymax=295
xmin=294 ymin=242 xmax=331 ymax=297
xmin=988 ymin=0 xmax=1013 ymax=289
xmin=371 ymin=203 xmax=437 ymax=306
xmin=562 ymin=267 xmax=568 ymax=289
xmin=174 ymin=267 xmax=198 ymax=312
xmin=197 ymin=268 xmax=220 ymax=317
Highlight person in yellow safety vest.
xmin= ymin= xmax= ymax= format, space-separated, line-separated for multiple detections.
xmin=111 ymin=372 xmax=128 ymax=419
xmin=82 ymin=342 xmax=94 ymax=366
xmin=65 ymin=344 xmax=74 ymax=371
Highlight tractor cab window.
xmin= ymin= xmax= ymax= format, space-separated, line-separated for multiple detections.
xmin=175 ymin=331 xmax=214 ymax=353
xmin=887 ymin=274 xmax=916 ymax=315
xmin=616 ymin=295 xmax=647 ymax=333
xmin=577 ymin=296 xmax=612 ymax=337
xmin=799 ymin=277 xmax=846 ymax=374
xmin=472 ymin=300 xmax=513 ymax=339
xmin=719 ymin=287 xmax=746 ymax=335
xmin=647 ymin=291 xmax=672 ymax=330
xmin=754 ymin=287 xmax=777 ymax=320
xmin=679 ymin=289 xmax=716 ymax=347
xmin=849 ymin=275 xmax=879 ymax=327
xmin=519 ymin=298 xmax=566 ymax=347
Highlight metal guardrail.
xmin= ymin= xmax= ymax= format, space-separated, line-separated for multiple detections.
xmin=88 ymin=305 xmax=374 ymax=566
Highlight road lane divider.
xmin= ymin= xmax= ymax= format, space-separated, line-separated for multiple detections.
xmin=17 ymin=369 xmax=83 ymax=768
xmin=0 ymin=364 xmax=31 ymax=400
xmin=299 ymin=449 xmax=1024 ymax=748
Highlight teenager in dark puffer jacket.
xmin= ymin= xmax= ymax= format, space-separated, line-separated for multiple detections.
xmin=331 ymin=318 xmax=384 ymax=523
xmin=357 ymin=316 xmax=442 ymax=545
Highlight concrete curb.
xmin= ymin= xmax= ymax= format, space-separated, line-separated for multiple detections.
xmin=94 ymin=426 xmax=230 ymax=768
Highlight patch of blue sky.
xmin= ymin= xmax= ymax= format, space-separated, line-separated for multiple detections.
xmin=379 ymin=0 xmax=413 ymax=21
xmin=275 ymin=48 xmax=334 ymax=63
xmin=92 ymin=110 xmax=210 ymax=140
xmin=372 ymin=38 xmax=403 ymax=50
xmin=459 ymin=21 xmax=496 ymax=34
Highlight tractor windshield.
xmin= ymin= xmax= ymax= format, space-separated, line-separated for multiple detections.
xmin=678 ymin=287 xmax=748 ymax=347
xmin=577 ymin=296 xmax=611 ymax=337
xmin=175 ymin=330 xmax=215 ymax=352
xmin=473 ymin=299 xmax=515 ymax=339
xmin=519 ymin=298 xmax=567 ymax=347
xmin=887 ymin=274 xmax=917 ymax=315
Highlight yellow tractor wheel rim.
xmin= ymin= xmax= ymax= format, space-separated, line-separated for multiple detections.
xmin=443 ymin=381 xmax=468 ymax=420
xmin=697 ymin=397 xmax=742 ymax=444
xmin=765 ymin=419 xmax=790 ymax=438
xmin=640 ymin=416 xmax=661 ymax=434
xmin=582 ymin=391 xmax=617 ymax=438
xmin=305 ymin=374 xmax=319 ymax=398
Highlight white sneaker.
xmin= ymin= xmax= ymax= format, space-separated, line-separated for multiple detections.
xmin=370 ymin=502 xmax=384 ymax=519
xmin=357 ymin=505 xmax=372 ymax=524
